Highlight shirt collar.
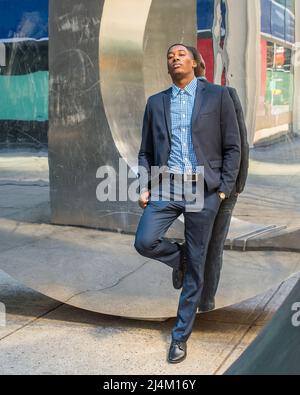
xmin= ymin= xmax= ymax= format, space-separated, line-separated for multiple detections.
xmin=171 ymin=76 xmax=198 ymax=98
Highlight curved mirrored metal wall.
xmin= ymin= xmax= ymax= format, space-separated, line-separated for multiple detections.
xmin=0 ymin=0 xmax=299 ymax=319
xmin=99 ymin=0 xmax=196 ymax=170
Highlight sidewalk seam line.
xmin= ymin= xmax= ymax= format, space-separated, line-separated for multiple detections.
xmin=0 ymin=302 xmax=65 ymax=342
xmin=212 ymin=281 xmax=284 ymax=375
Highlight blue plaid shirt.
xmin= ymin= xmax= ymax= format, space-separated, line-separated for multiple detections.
xmin=167 ymin=76 xmax=199 ymax=174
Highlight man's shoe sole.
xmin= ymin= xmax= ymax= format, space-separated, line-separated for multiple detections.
xmin=167 ymin=354 xmax=187 ymax=364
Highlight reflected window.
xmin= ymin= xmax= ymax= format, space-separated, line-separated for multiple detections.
xmin=261 ymin=0 xmax=295 ymax=44
xmin=256 ymin=0 xmax=295 ymax=145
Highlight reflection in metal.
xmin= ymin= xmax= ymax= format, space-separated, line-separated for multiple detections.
xmin=225 ymin=0 xmax=247 ymax=116
xmin=0 ymin=43 xmax=5 ymax=66
xmin=241 ymin=227 xmax=300 ymax=252
xmin=0 ymin=0 xmax=298 ymax=319
xmin=197 ymin=0 xmax=227 ymax=85
xmin=212 ymin=0 xmax=227 ymax=84
xmin=0 ymin=216 xmax=300 ymax=320
xmin=143 ymin=0 xmax=196 ymax=99
xmin=99 ymin=0 xmax=196 ymax=170
xmin=0 ymin=0 xmax=48 ymax=147
xmin=99 ymin=0 xmax=152 ymax=171
xmin=293 ymin=1 xmax=300 ymax=135
xmin=49 ymin=0 xmax=196 ymax=235
xmin=225 ymin=0 xmax=261 ymax=145
xmin=225 ymin=219 xmax=286 ymax=251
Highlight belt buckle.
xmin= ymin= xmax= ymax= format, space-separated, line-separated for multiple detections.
xmin=183 ymin=173 xmax=198 ymax=182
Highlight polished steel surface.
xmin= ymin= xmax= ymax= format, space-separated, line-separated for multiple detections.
xmin=99 ymin=0 xmax=152 ymax=171
xmin=99 ymin=0 xmax=196 ymax=170
xmin=0 ymin=0 xmax=298 ymax=320
xmin=48 ymin=0 xmax=196 ymax=234
xmin=0 ymin=214 xmax=300 ymax=320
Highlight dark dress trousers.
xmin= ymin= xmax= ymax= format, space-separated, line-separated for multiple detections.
xmin=134 ymin=79 xmax=241 ymax=342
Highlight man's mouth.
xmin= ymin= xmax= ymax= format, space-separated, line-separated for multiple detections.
xmin=173 ymin=63 xmax=183 ymax=69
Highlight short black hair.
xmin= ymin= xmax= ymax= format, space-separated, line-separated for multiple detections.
xmin=185 ymin=46 xmax=206 ymax=77
xmin=167 ymin=43 xmax=192 ymax=56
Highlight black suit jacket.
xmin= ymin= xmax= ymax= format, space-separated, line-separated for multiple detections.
xmin=226 ymin=87 xmax=249 ymax=194
xmin=138 ymin=79 xmax=241 ymax=197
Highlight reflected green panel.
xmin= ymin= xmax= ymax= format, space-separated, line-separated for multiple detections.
xmin=266 ymin=70 xmax=294 ymax=107
xmin=0 ymin=71 xmax=48 ymax=121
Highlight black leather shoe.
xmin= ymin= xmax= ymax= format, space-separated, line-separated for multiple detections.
xmin=172 ymin=242 xmax=187 ymax=290
xmin=167 ymin=340 xmax=187 ymax=364
xmin=198 ymin=299 xmax=215 ymax=313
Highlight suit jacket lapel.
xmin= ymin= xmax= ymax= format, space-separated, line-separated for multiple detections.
xmin=192 ymin=80 xmax=206 ymax=130
xmin=162 ymin=89 xmax=172 ymax=143
xmin=191 ymin=80 xmax=211 ymax=167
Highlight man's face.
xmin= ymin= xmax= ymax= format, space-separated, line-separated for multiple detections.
xmin=167 ymin=45 xmax=196 ymax=79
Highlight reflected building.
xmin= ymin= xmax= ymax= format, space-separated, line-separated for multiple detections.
xmin=0 ymin=0 xmax=299 ymax=151
xmin=0 ymin=0 xmax=298 ymax=232
xmin=0 ymin=0 xmax=48 ymax=148
xmin=0 ymin=0 xmax=299 ymax=319
xmin=257 ymin=0 xmax=296 ymax=145
xmin=197 ymin=0 xmax=227 ymax=85
xmin=197 ymin=0 xmax=299 ymax=147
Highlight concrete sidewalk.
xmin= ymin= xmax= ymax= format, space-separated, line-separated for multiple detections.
xmin=0 ymin=148 xmax=299 ymax=374
xmin=0 ymin=269 xmax=299 ymax=375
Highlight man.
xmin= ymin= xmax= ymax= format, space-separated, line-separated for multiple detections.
xmin=185 ymin=47 xmax=249 ymax=313
xmin=134 ymin=44 xmax=241 ymax=363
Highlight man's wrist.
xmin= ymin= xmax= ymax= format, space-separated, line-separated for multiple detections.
xmin=140 ymin=188 xmax=149 ymax=195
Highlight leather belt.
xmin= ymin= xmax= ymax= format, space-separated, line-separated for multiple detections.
xmin=169 ymin=173 xmax=199 ymax=182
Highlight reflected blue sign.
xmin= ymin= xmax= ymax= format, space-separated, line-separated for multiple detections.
xmin=261 ymin=0 xmax=295 ymax=43
xmin=197 ymin=0 xmax=226 ymax=35
xmin=197 ymin=0 xmax=214 ymax=32
xmin=0 ymin=0 xmax=48 ymax=40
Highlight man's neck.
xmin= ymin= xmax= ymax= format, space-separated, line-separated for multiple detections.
xmin=172 ymin=74 xmax=195 ymax=89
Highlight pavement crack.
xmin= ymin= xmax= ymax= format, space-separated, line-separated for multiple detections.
xmin=0 ymin=302 xmax=64 ymax=342
xmin=62 ymin=260 xmax=152 ymax=304
xmin=0 ymin=259 xmax=152 ymax=341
